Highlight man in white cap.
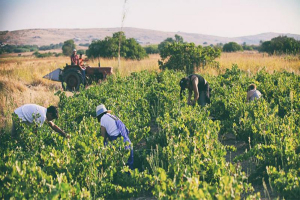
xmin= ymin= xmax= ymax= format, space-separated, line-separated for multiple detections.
xmin=96 ymin=104 xmax=134 ymax=169
xmin=71 ymin=49 xmax=79 ymax=65
xmin=12 ymin=104 xmax=69 ymax=138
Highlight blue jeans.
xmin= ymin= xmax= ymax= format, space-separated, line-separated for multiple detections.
xmin=81 ymin=69 xmax=86 ymax=84
xmin=105 ymin=135 xmax=134 ymax=170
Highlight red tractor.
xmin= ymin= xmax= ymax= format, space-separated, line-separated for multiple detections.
xmin=44 ymin=64 xmax=113 ymax=91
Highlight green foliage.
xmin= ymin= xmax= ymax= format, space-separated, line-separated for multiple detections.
xmin=208 ymin=66 xmax=300 ymax=197
xmin=77 ymin=49 xmax=85 ymax=55
xmin=79 ymin=43 xmax=90 ymax=47
xmin=33 ymin=51 xmax=52 ymax=58
xmin=159 ymin=41 xmax=221 ymax=74
xmin=14 ymin=48 xmax=30 ymax=53
xmin=62 ymin=39 xmax=76 ymax=56
xmin=260 ymin=36 xmax=300 ymax=55
xmin=33 ymin=51 xmax=63 ymax=58
xmin=158 ymin=34 xmax=184 ymax=52
xmin=39 ymin=43 xmax=63 ymax=51
xmin=0 ymin=43 xmax=63 ymax=54
xmin=143 ymin=44 xmax=159 ymax=54
xmin=242 ymin=42 xmax=254 ymax=51
xmin=86 ymin=32 xmax=148 ymax=60
xmin=267 ymin=167 xmax=300 ymax=199
xmin=0 ymin=44 xmax=39 ymax=54
xmin=223 ymin=42 xmax=243 ymax=52
xmin=2 ymin=67 xmax=300 ymax=198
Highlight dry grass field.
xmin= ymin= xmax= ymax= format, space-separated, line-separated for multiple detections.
xmin=1 ymin=51 xmax=300 ymax=132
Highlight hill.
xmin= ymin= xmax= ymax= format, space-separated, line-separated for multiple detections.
xmin=1 ymin=27 xmax=300 ymax=46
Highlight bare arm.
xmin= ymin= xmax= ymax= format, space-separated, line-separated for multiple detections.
xmin=246 ymin=91 xmax=251 ymax=101
xmin=192 ymin=77 xmax=199 ymax=105
xmin=47 ymin=121 xmax=69 ymax=138
xmin=101 ymin=126 xmax=107 ymax=142
xmin=188 ymin=90 xmax=192 ymax=104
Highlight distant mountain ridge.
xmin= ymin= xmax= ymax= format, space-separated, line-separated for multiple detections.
xmin=0 ymin=27 xmax=300 ymax=46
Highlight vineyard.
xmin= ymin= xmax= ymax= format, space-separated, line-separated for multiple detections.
xmin=1 ymin=66 xmax=300 ymax=199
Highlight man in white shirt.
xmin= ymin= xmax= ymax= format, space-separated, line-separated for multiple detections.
xmin=96 ymin=104 xmax=133 ymax=169
xmin=12 ymin=104 xmax=69 ymax=138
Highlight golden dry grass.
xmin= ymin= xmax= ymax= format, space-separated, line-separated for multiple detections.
xmin=87 ymin=54 xmax=160 ymax=76
xmin=202 ymin=51 xmax=300 ymax=75
xmin=1 ymin=51 xmax=300 ymax=131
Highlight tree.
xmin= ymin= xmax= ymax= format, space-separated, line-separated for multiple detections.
xmin=175 ymin=34 xmax=184 ymax=43
xmin=159 ymin=41 xmax=221 ymax=75
xmin=260 ymin=36 xmax=300 ymax=55
xmin=242 ymin=42 xmax=254 ymax=51
xmin=222 ymin=42 xmax=243 ymax=52
xmin=62 ymin=40 xmax=76 ymax=56
xmin=77 ymin=50 xmax=85 ymax=55
xmin=144 ymin=45 xmax=159 ymax=54
xmin=86 ymin=32 xmax=147 ymax=60
xmin=123 ymin=38 xmax=148 ymax=60
xmin=158 ymin=34 xmax=184 ymax=52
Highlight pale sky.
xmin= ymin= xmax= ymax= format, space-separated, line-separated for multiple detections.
xmin=0 ymin=0 xmax=299 ymax=37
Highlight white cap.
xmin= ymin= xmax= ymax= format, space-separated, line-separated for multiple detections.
xmin=73 ymin=49 xmax=77 ymax=52
xmin=96 ymin=104 xmax=111 ymax=117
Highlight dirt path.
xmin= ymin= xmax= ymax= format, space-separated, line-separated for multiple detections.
xmin=220 ymin=133 xmax=279 ymax=199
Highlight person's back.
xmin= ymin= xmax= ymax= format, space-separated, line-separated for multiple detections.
xmin=14 ymin=104 xmax=47 ymax=126
xmin=100 ymin=113 xmax=120 ymax=137
xmin=188 ymin=74 xmax=207 ymax=91
xmin=79 ymin=54 xmax=85 ymax=67
xmin=247 ymin=84 xmax=261 ymax=102
xmin=248 ymin=89 xmax=262 ymax=101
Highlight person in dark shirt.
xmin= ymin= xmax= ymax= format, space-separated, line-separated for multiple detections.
xmin=179 ymin=74 xmax=211 ymax=106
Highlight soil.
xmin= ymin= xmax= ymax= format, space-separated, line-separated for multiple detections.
xmin=220 ymin=133 xmax=279 ymax=199
xmin=133 ymin=120 xmax=281 ymax=199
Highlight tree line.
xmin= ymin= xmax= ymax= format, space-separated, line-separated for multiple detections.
xmin=0 ymin=43 xmax=63 ymax=54
xmin=1 ymin=33 xmax=299 ymax=60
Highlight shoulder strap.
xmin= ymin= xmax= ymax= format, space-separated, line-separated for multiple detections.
xmin=107 ymin=113 xmax=131 ymax=144
xmin=106 ymin=113 xmax=119 ymax=121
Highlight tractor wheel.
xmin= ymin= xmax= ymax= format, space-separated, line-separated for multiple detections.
xmin=61 ymin=69 xmax=84 ymax=91
xmin=95 ymin=73 xmax=104 ymax=83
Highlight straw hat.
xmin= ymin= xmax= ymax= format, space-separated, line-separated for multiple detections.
xmin=96 ymin=104 xmax=111 ymax=117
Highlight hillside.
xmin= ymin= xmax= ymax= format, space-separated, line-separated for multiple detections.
xmin=1 ymin=27 xmax=300 ymax=46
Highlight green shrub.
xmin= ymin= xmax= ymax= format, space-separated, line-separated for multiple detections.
xmin=86 ymin=32 xmax=147 ymax=60
xmin=260 ymin=36 xmax=300 ymax=55
xmin=223 ymin=42 xmax=243 ymax=52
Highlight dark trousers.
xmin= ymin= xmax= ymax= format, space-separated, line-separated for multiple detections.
xmin=198 ymin=84 xmax=211 ymax=106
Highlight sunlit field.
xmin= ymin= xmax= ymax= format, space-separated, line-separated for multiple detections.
xmin=1 ymin=51 xmax=300 ymax=131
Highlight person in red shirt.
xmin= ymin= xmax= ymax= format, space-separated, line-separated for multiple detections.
xmin=78 ymin=53 xmax=86 ymax=84
xmin=79 ymin=53 xmax=84 ymax=67
xmin=71 ymin=49 xmax=79 ymax=65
